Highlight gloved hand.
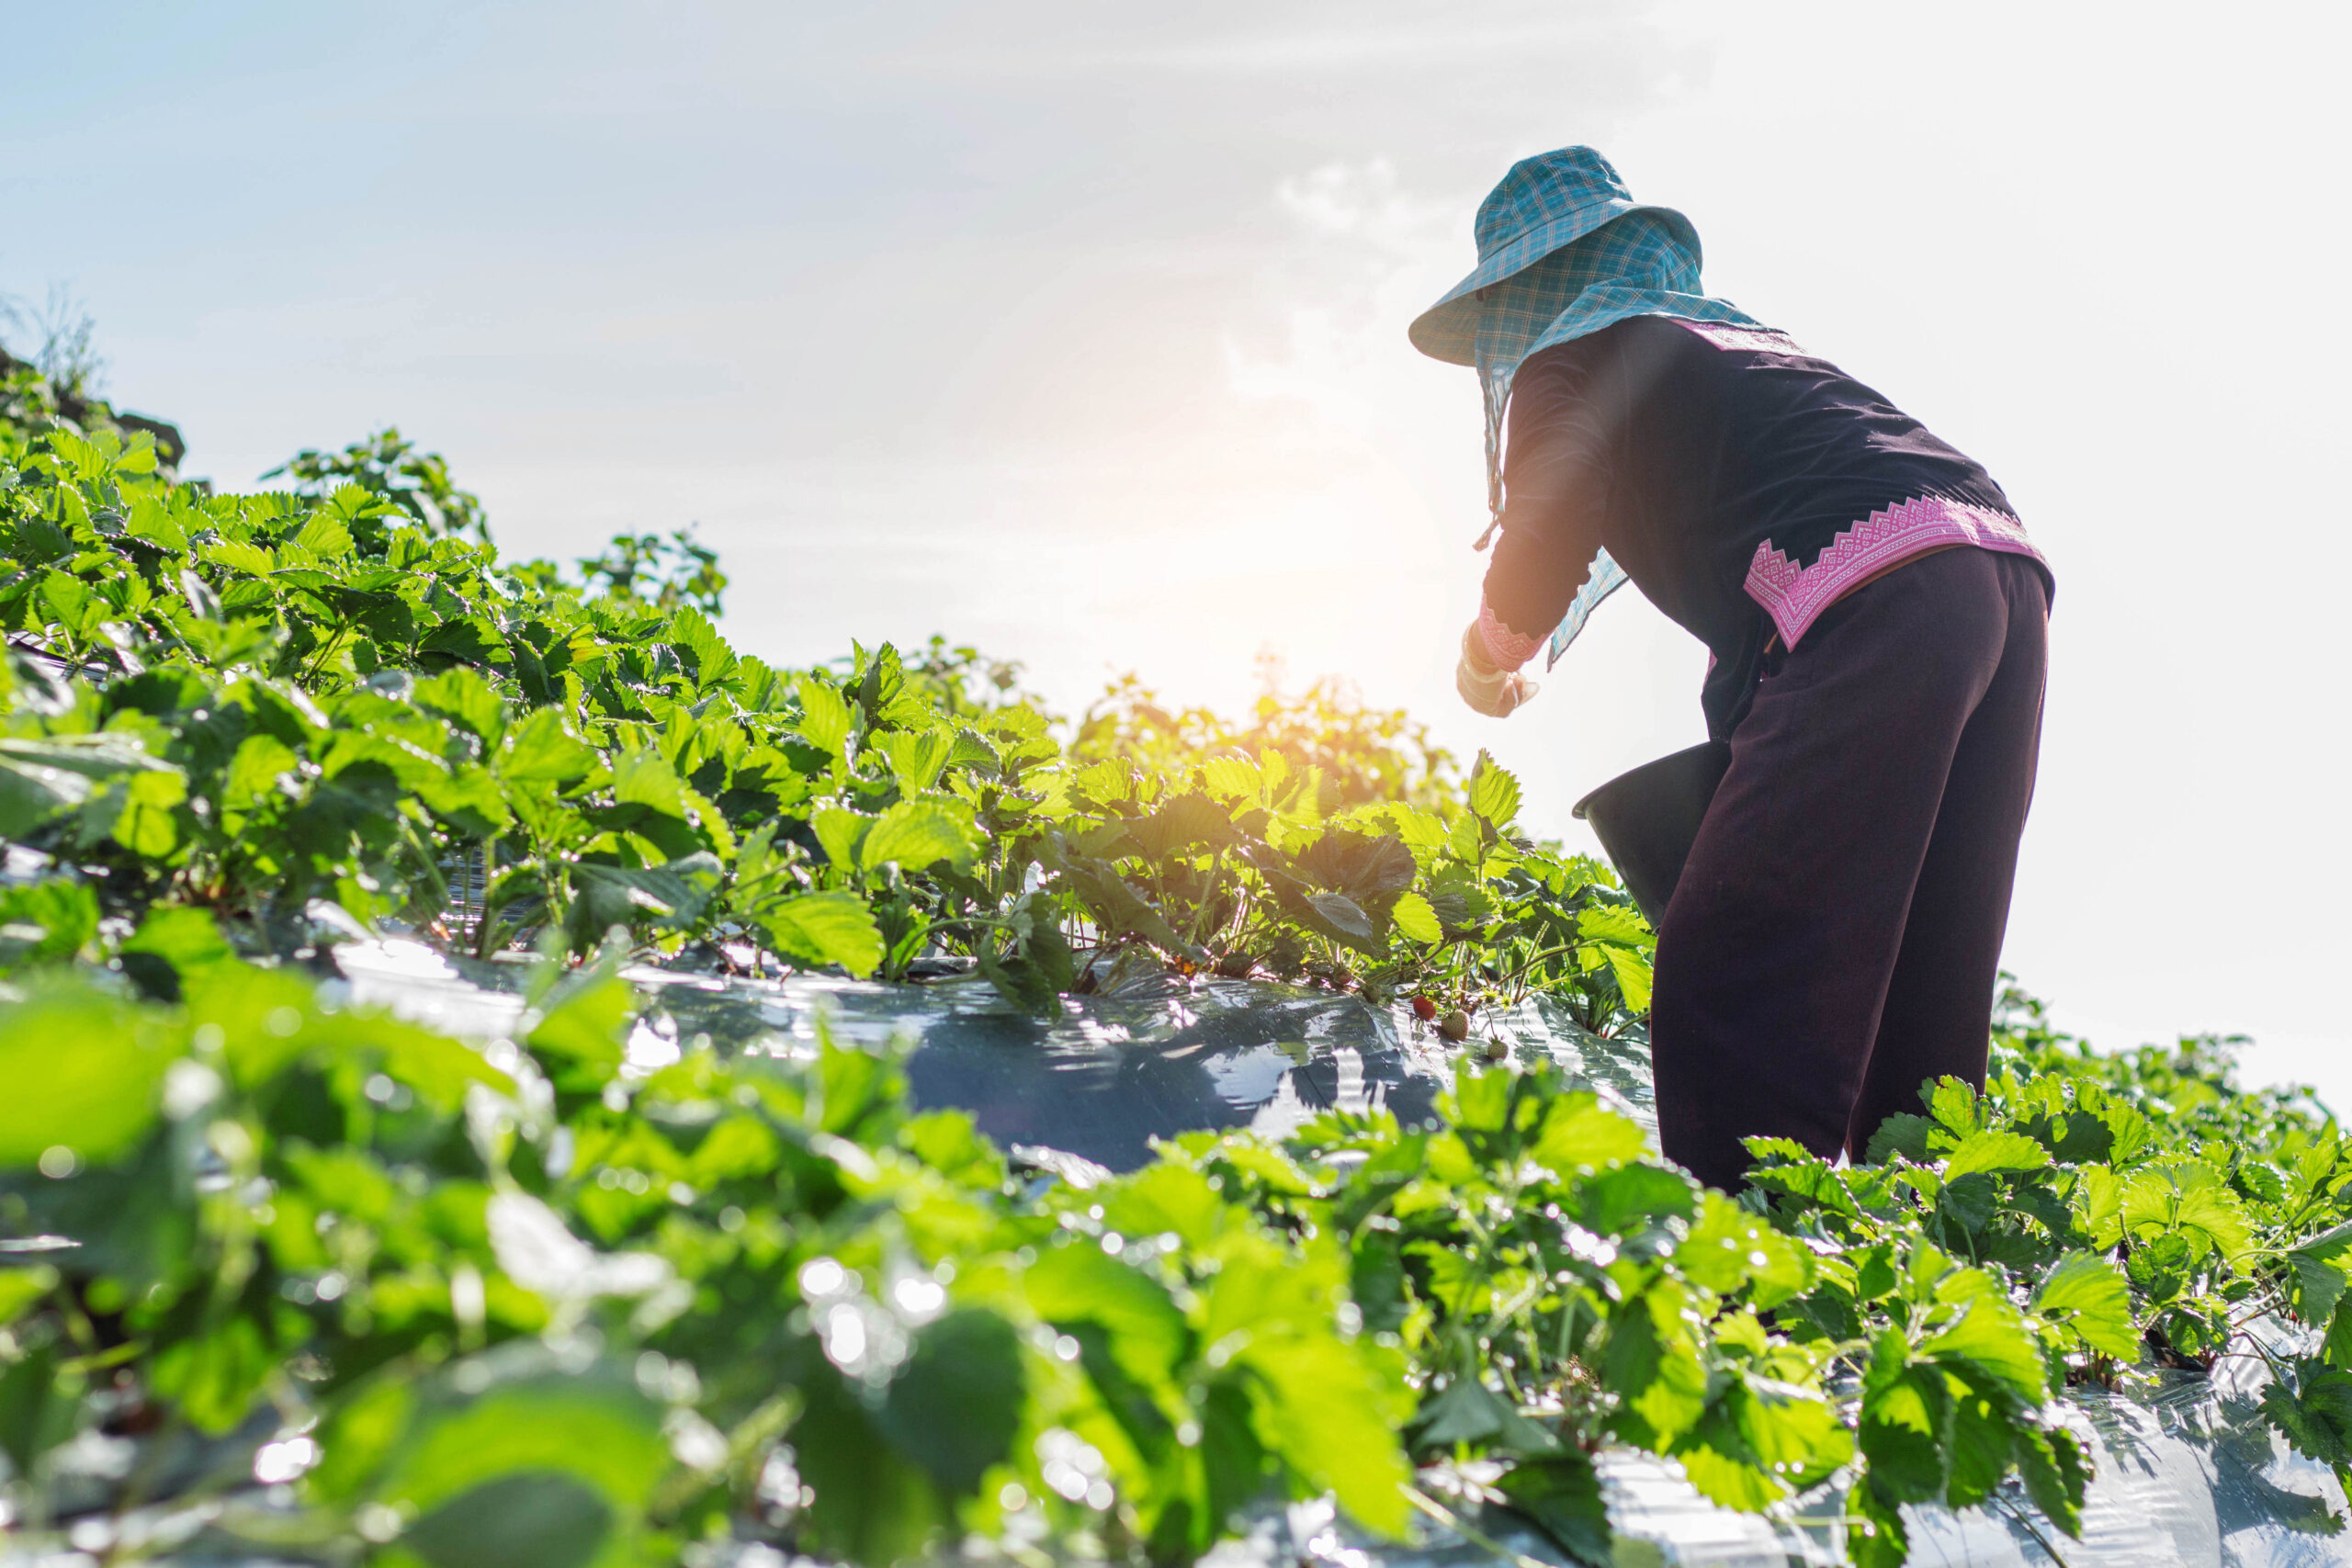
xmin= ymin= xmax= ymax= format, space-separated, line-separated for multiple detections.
xmin=1456 ymin=624 xmax=1539 ymax=717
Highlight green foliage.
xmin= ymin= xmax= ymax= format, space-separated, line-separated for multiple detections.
xmin=0 ymin=953 xmax=1418 ymax=1562
xmin=1743 ymin=983 xmax=2352 ymax=1562
xmin=1073 ymin=657 xmax=1463 ymax=815
xmin=10 ymin=344 xmax=2352 ymax=1568
xmin=0 ymin=388 xmax=1652 ymax=1027
xmin=263 ymin=427 xmax=490 ymax=546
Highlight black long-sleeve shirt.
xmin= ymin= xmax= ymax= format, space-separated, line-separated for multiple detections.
xmin=1479 ymin=314 xmax=2048 ymax=737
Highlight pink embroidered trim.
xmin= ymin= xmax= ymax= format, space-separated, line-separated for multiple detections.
xmin=1668 ymin=318 xmax=1809 ymax=356
xmin=1476 ymin=601 xmax=1544 ymax=671
xmin=1745 ymin=496 xmax=2046 ymax=649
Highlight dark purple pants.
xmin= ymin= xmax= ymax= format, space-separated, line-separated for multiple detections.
xmin=1650 ymin=547 xmax=2049 ymax=1190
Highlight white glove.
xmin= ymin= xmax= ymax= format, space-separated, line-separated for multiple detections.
xmin=1456 ymin=625 xmax=1539 ymax=717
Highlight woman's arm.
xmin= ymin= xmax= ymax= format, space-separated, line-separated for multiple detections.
xmin=1472 ymin=343 xmax=1616 ymax=671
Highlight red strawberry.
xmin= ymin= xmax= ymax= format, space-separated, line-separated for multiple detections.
xmin=1411 ymin=995 xmax=1437 ymax=1021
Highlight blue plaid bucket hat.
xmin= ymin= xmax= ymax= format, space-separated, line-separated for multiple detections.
xmin=1412 ymin=148 xmax=1764 ymax=666
xmin=1408 ymin=146 xmax=1700 ymax=366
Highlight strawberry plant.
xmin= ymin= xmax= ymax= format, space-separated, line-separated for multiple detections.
xmin=6 ymin=333 xmax=2352 ymax=1568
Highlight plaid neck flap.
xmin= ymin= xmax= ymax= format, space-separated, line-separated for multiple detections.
xmin=1464 ymin=212 xmax=1761 ymax=668
xmin=1472 ymin=212 xmax=1758 ymax=528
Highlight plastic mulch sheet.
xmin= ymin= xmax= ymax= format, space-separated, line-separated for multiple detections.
xmin=329 ymin=944 xmax=2352 ymax=1568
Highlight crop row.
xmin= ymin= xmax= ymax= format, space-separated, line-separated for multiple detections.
xmin=7 ymin=355 xmax=2352 ymax=1567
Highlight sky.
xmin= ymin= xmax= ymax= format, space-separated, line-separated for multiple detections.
xmin=6 ymin=2 xmax=2347 ymax=1100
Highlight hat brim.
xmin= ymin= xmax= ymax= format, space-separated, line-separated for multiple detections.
xmin=1408 ymin=201 xmax=1699 ymax=366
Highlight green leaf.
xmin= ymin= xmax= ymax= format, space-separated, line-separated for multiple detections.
xmin=499 ymin=709 xmax=597 ymax=787
xmin=1295 ymin=829 xmax=1417 ymax=898
xmin=2032 ymin=1252 xmax=2139 ymax=1360
xmin=119 ymin=906 xmax=235 ymax=1001
xmin=0 ymin=1342 xmax=78 ymax=1479
xmin=1575 ymin=902 xmax=1653 ymax=949
xmin=413 ymin=666 xmax=506 ymax=744
xmin=1928 ymin=1076 xmax=1981 ymax=1137
xmin=1125 ymin=793 xmax=1238 ymax=859
xmin=1242 ymin=1325 xmax=1414 ymax=1535
xmin=0 ymin=1266 xmax=57 ymax=1325
xmin=1498 ymin=1453 xmax=1612 ymax=1567
xmin=1 ymin=734 xmax=177 ymax=840
xmin=1600 ymin=942 xmax=1653 ymax=1012
xmin=1679 ymin=1192 xmax=1815 ymax=1306
xmin=1099 ymin=1164 xmax=1228 ymax=1252
xmin=2013 ymin=1424 xmax=2089 ymax=1539
xmin=861 ymin=799 xmax=977 ymax=874
xmin=568 ymin=856 xmax=718 ymax=938
xmin=1388 ymin=889 xmax=1442 ymax=944
xmin=810 ymin=806 xmax=874 ymax=870
xmin=1863 ymin=1112 xmax=1938 ymax=1165
xmin=609 ymin=748 xmax=686 ymax=819
xmin=1918 ymin=1286 xmax=2048 ymax=1406
xmin=1304 ymin=890 xmax=1376 ymax=943
xmin=1024 ymin=1239 xmax=1190 ymax=1386
xmin=762 ymin=890 xmax=884 ymax=978
xmin=400 ymin=1472 xmax=612 ymax=1568
xmin=0 ymin=979 xmax=171 ymax=1168
xmin=150 ymin=1316 xmax=272 ymax=1434
xmin=379 ymin=1360 xmax=670 ymax=1530
xmin=526 ymin=968 xmax=632 ymax=1068
xmin=1579 ymin=1163 xmax=1698 ymax=1237
xmin=0 ymin=880 xmax=98 ymax=969
xmin=290 ymin=512 xmax=356 ymax=558
xmin=797 ymin=676 xmax=854 ymax=756
xmin=1940 ymin=1129 xmax=2051 ymax=1179
xmin=877 ymin=1308 xmax=1025 ymax=1498
xmin=1531 ymin=1092 xmax=1648 ymax=1175
xmin=796 ymin=1367 xmax=944 ymax=1564
xmin=1600 ymin=1293 xmax=1708 ymax=1447
xmin=1410 ymin=1376 xmax=1556 ymax=1456
xmin=1467 ymin=750 xmax=1521 ymax=826
xmin=2290 ymin=1222 xmax=2352 ymax=1327
xmin=877 ymin=728 xmax=955 ymax=795
xmin=1199 ymin=754 xmax=1261 ymax=802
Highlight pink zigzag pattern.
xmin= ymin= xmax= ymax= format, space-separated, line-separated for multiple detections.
xmin=1476 ymin=600 xmax=1545 ymax=671
xmin=1745 ymin=496 xmax=2047 ymax=649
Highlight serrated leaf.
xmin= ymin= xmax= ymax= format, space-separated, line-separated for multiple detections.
xmin=876 ymin=728 xmax=953 ymax=795
xmin=1864 ymin=1112 xmax=1938 ymax=1165
xmin=2032 ymin=1252 xmax=2139 ymax=1360
xmin=1532 ymin=1092 xmax=1649 ymax=1174
xmin=1928 ymin=1077 xmax=1981 ymax=1137
xmin=499 ymin=709 xmax=598 ymax=787
xmin=762 ymin=891 xmax=883 ymax=977
xmin=1305 ymin=890 xmax=1375 ymax=942
xmin=609 ymin=749 xmax=686 ymax=819
xmin=1200 ymin=754 xmax=1261 ymax=802
xmin=1918 ymin=1287 xmax=2047 ymax=1406
xmin=1940 ymin=1129 xmax=2050 ymax=1179
xmin=1467 ymin=750 xmax=1521 ymax=826
xmin=810 ymin=807 xmax=873 ymax=870
xmin=290 ymin=513 xmax=356 ymax=558
xmin=1389 ymin=890 xmax=1442 ymax=944
xmin=1600 ymin=943 xmax=1653 ymax=1011
xmin=797 ymin=676 xmax=854 ymax=757
xmin=1576 ymin=903 xmax=1653 ymax=949
xmin=861 ymin=799 xmax=976 ymax=874
xmin=205 ymin=539 xmax=275 ymax=576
